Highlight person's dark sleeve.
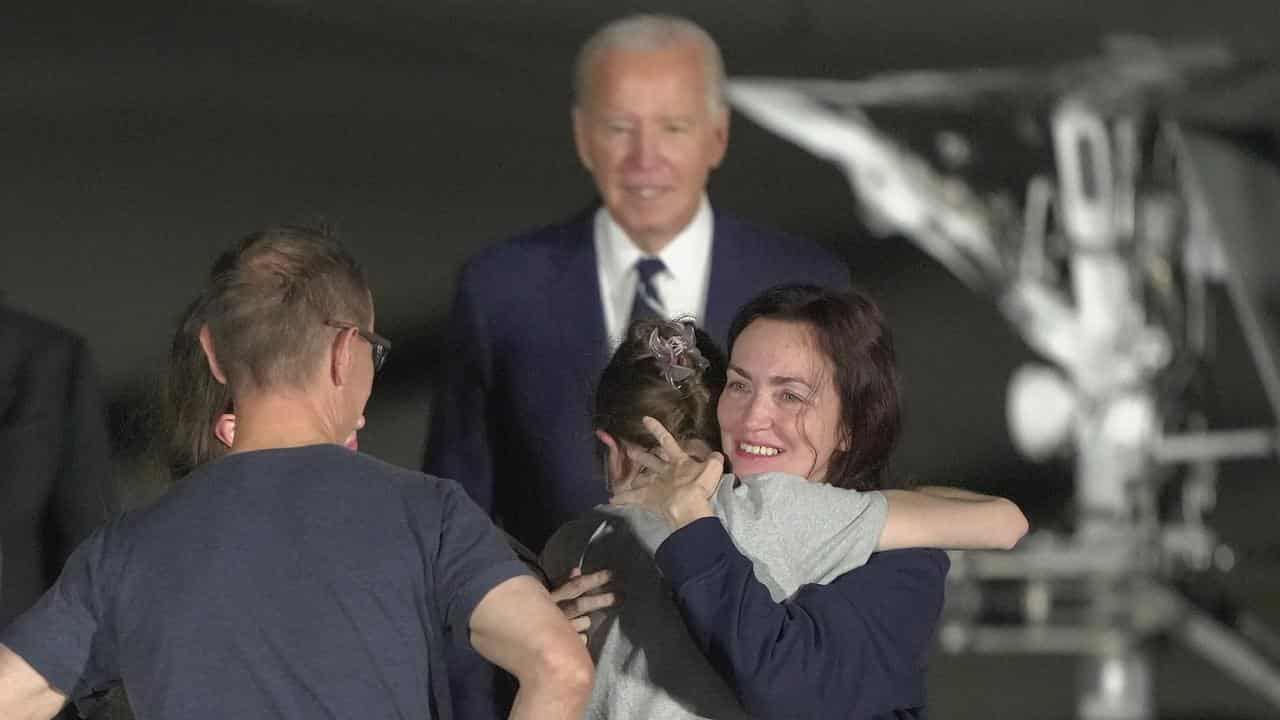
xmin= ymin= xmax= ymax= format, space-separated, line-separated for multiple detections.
xmin=52 ymin=337 xmax=116 ymax=559
xmin=0 ymin=528 xmax=119 ymax=700
xmin=424 ymin=265 xmax=497 ymax=515
xmin=432 ymin=479 xmax=531 ymax=640
xmin=655 ymin=518 xmax=948 ymax=719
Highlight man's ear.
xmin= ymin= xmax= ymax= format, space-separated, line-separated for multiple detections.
xmin=330 ymin=326 xmax=355 ymax=386
xmin=214 ymin=413 xmax=236 ymax=449
xmin=198 ymin=324 xmax=228 ymax=385
xmin=594 ymin=429 xmax=626 ymax=486
xmin=572 ymin=107 xmax=594 ymax=172
xmin=708 ymin=107 xmax=730 ymax=169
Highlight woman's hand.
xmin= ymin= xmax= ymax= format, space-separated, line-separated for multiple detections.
xmin=609 ymin=416 xmax=724 ymax=530
xmin=549 ymin=567 xmax=616 ymax=643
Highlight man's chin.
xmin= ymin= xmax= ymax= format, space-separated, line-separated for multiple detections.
xmin=612 ymin=208 xmax=688 ymax=246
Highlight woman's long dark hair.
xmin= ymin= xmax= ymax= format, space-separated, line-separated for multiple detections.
xmin=727 ymin=284 xmax=901 ymax=491
xmin=163 ymin=295 xmax=233 ymax=480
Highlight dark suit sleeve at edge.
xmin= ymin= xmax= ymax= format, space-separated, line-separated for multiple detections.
xmin=654 ymin=518 xmax=948 ymax=719
xmin=424 ymin=264 xmax=497 ymax=515
xmin=53 ymin=337 xmax=116 ymax=554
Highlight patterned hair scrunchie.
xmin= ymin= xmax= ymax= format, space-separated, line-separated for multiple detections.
xmin=644 ymin=321 xmax=710 ymax=388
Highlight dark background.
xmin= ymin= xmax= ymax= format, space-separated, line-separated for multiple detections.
xmin=2 ymin=1 xmax=1278 ymax=717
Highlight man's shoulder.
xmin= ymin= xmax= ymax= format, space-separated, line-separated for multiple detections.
xmin=713 ymin=210 xmax=836 ymax=257
xmin=177 ymin=446 xmax=456 ymax=500
xmin=711 ymin=210 xmax=849 ymax=283
xmin=460 ymin=209 xmax=594 ymax=280
xmin=332 ymin=449 xmax=467 ymax=500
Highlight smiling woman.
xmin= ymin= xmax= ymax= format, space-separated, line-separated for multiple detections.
xmin=719 ymin=284 xmax=901 ymax=489
xmin=718 ymin=317 xmax=850 ymax=482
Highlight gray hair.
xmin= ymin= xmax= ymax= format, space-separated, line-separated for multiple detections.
xmin=573 ymin=14 xmax=727 ymax=115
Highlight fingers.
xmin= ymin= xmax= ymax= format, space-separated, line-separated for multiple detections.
xmin=559 ymin=590 xmax=617 ymax=619
xmin=551 ymin=567 xmax=617 ymax=628
xmin=694 ymin=452 xmax=725 ymax=497
xmin=609 ymin=487 xmax=642 ymax=506
xmin=642 ymin=416 xmax=687 ymax=463
xmin=682 ymin=438 xmax=712 ymax=462
xmin=628 ymin=446 xmax=667 ymax=475
xmin=549 ymin=568 xmax=611 ymax=603
xmin=622 ymin=466 xmax=656 ymax=493
xmin=549 ymin=565 xmax=582 ymax=597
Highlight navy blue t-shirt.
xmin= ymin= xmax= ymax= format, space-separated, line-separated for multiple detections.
xmin=0 ymin=444 xmax=528 ymax=719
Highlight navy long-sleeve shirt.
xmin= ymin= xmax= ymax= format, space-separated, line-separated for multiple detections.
xmin=655 ymin=518 xmax=948 ymax=719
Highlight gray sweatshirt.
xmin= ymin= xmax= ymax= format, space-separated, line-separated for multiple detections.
xmin=541 ymin=472 xmax=888 ymax=719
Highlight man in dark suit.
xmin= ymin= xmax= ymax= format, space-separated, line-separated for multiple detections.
xmin=0 ymin=304 xmax=114 ymax=629
xmin=426 ymin=14 xmax=850 ymax=554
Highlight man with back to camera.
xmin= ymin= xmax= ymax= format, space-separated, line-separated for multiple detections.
xmin=426 ymin=13 xmax=851 ymax=556
xmin=0 ymin=225 xmax=592 ymax=719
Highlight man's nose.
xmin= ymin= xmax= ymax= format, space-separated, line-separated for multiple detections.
xmin=625 ymin=125 xmax=661 ymax=169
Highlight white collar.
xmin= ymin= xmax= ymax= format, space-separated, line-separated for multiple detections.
xmin=593 ymin=196 xmax=715 ymax=347
xmin=596 ymin=196 xmax=712 ymax=286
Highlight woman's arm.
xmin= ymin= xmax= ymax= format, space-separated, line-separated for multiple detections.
xmin=654 ymin=519 xmax=946 ymax=719
xmin=615 ymin=418 xmax=1028 ymax=558
xmin=879 ymin=487 xmax=1029 ymax=551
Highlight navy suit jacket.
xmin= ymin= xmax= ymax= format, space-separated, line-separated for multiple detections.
xmin=425 ymin=207 xmax=850 ymax=552
xmin=0 ymin=305 xmax=115 ymax=627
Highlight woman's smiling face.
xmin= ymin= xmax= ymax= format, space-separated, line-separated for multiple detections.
xmin=717 ymin=318 xmax=844 ymax=483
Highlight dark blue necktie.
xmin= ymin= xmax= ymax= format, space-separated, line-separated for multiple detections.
xmin=628 ymin=257 xmax=667 ymax=326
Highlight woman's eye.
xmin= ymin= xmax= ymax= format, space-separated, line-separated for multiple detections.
xmin=781 ymin=391 xmax=806 ymax=404
xmin=727 ymin=380 xmax=749 ymax=393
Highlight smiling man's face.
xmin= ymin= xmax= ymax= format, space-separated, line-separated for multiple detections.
xmin=573 ymin=42 xmax=728 ymax=254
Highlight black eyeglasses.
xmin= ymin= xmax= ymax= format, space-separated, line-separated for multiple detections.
xmin=326 ymin=321 xmax=392 ymax=374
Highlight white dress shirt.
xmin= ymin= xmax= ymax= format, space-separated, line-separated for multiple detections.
xmin=593 ymin=196 xmax=714 ymax=350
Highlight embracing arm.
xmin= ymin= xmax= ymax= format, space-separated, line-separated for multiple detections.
xmin=729 ymin=479 xmax=1023 ymax=592
xmin=469 ymin=577 xmax=594 ymax=720
xmin=879 ymin=486 xmax=1028 ymax=551
xmin=0 ymin=645 xmax=66 ymax=720
xmin=424 ymin=266 xmax=497 ymax=513
xmin=618 ymin=417 xmax=1025 ymax=559
xmin=655 ymin=520 xmax=946 ymax=719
